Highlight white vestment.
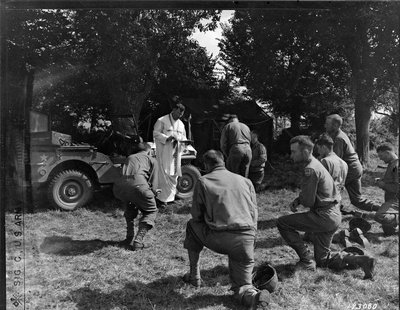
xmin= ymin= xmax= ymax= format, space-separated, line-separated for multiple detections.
xmin=153 ymin=114 xmax=186 ymax=202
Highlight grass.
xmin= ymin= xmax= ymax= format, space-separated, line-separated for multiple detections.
xmin=5 ymin=167 xmax=399 ymax=310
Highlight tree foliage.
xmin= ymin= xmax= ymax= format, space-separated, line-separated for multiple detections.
xmin=219 ymin=10 xmax=350 ymax=130
xmin=322 ymin=2 xmax=399 ymax=163
xmin=219 ymin=3 xmax=399 ymax=162
xmin=7 ymin=9 xmax=220 ymax=136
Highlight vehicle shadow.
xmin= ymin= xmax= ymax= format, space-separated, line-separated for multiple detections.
xmin=39 ymin=235 xmax=121 ymax=256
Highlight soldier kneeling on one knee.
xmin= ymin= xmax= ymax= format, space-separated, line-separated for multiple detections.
xmin=113 ymin=142 xmax=161 ymax=250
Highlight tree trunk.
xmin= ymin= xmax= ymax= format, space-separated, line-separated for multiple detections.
xmin=108 ymin=78 xmax=153 ymax=138
xmin=290 ymin=111 xmax=301 ymax=133
xmin=354 ymin=97 xmax=371 ymax=166
xmin=289 ymin=96 xmax=303 ymax=133
xmin=342 ymin=16 xmax=374 ymax=166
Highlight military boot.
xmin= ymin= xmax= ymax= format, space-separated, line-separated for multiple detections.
xmin=294 ymin=247 xmax=316 ymax=271
xmin=120 ymin=202 xmax=138 ymax=247
xmin=242 ymin=288 xmax=270 ymax=310
xmin=119 ymin=235 xmax=134 ymax=247
xmin=133 ymin=223 xmax=151 ymax=250
xmin=349 ymin=228 xmax=370 ymax=248
xmin=182 ymin=273 xmax=202 ymax=287
xmin=338 ymin=229 xmax=352 ymax=248
xmin=183 ymin=250 xmax=202 ymax=287
xmin=343 ymin=255 xmax=376 ymax=280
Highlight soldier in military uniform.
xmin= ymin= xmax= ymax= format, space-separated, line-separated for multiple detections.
xmin=220 ymin=115 xmax=252 ymax=178
xmin=183 ymin=150 xmax=269 ymax=309
xmin=113 ymin=142 xmax=160 ymax=250
xmin=352 ymin=143 xmax=399 ymax=235
xmin=303 ymin=134 xmax=348 ymax=243
xmin=249 ymin=131 xmax=267 ymax=192
xmin=277 ymin=136 xmax=376 ymax=279
xmin=325 ymin=114 xmax=377 ymax=210
xmin=374 ymin=143 xmax=399 ymax=235
xmin=315 ymin=133 xmax=348 ymax=193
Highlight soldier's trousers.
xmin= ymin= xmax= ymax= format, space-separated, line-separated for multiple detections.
xmin=374 ymin=200 xmax=399 ymax=230
xmin=276 ymin=205 xmax=342 ymax=267
xmin=113 ymin=180 xmax=158 ymax=237
xmin=345 ymin=163 xmax=377 ymax=211
xmin=227 ymin=144 xmax=252 ymax=178
xmin=249 ymin=170 xmax=264 ymax=191
xmin=184 ymin=219 xmax=256 ymax=299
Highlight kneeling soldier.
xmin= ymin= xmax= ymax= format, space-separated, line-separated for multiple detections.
xmin=351 ymin=143 xmax=399 ymax=235
xmin=277 ymin=136 xmax=376 ymax=279
xmin=183 ymin=150 xmax=269 ymax=309
xmin=113 ymin=142 xmax=160 ymax=250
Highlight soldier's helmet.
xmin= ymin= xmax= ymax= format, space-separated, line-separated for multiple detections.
xmin=342 ymin=246 xmax=366 ymax=270
xmin=343 ymin=246 xmax=365 ymax=256
xmin=349 ymin=217 xmax=372 ymax=234
xmin=252 ymin=262 xmax=278 ymax=293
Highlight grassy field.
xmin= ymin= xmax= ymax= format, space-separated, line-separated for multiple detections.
xmin=5 ymin=165 xmax=399 ymax=310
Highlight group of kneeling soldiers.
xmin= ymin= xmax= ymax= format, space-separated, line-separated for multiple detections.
xmin=113 ymin=112 xmax=398 ymax=310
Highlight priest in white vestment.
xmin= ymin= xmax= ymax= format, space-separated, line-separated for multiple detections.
xmin=153 ymin=103 xmax=187 ymax=207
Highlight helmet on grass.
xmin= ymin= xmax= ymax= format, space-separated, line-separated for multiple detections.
xmin=252 ymin=262 xmax=278 ymax=293
xmin=349 ymin=217 xmax=371 ymax=234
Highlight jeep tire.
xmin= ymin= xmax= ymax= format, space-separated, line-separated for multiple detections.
xmin=47 ymin=169 xmax=94 ymax=211
xmin=176 ymin=164 xmax=201 ymax=199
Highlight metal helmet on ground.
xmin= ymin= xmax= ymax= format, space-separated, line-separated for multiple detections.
xmin=342 ymin=246 xmax=366 ymax=270
xmin=343 ymin=246 xmax=365 ymax=256
xmin=252 ymin=262 xmax=278 ymax=293
xmin=349 ymin=217 xmax=372 ymax=234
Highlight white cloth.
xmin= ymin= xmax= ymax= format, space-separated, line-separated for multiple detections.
xmin=153 ymin=114 xmax=187 ymax=202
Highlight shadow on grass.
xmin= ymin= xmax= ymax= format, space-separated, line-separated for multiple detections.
xmin=68 ymin=274 xmax=244 ymax=310
xmin=366 ymin=231 xmax=398 ymax=244
xmin=273 ymin=263 xmax=296 ymax=281
xmin=201 ymin=265 xmax=231 ymax=287
xmin=175 ymin=205 xmax=192 ymax=214
xmin=255 ymin=236 xmax=284 ymax=249
xmin=257 ymin=218 xmax=277 ymax=230
xmin=39 ymin=236 xmax=121 ymax=256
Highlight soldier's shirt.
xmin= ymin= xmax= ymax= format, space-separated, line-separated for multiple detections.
xmin=191 ymin=166 xmax=258 ymax=232
xmin=220 ymin=121 xmax=251 ymax=156
xmin=382 ymin=158 xmax=399 ymax=202
xmin=299 ymin=156 xmax=340 ymax=209
xmin=331 ymin=129 xmax=360 ymax=171
xmin=122 ymin=151 xmax=158 ymax=187
xmin=321 ymin=152 xmax=348 ymax=192
xmin=250 ymin=141 xmax=267 ymax=172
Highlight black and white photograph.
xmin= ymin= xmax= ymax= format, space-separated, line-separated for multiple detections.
xmin=1 ymin=1 xmax=399 ymax=309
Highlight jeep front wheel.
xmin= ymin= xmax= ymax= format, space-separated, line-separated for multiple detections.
xmin=176 ymin=164 xmax=201 ymax=199
xmin=47 ymin=169 xmax=94 ymax=211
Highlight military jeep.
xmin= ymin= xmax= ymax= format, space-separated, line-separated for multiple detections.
xmin=30 ymin=111 xmax=201 ymax=210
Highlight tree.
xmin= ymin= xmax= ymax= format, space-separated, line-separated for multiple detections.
xmin=6 ymin=9 xmax=74 ymax=210
xmin=322 ymin=2 xmax=399 ymax=164
xmin=219 ymin=10 xmax=350 ymax=132
xmin=7 ymin=9 xmax=221 ymax=136
xmin=6 ymin=9 xmax=221 ymax=206
xmin=67 ymin=9 xmax=220 ymax=135
xmin=219 ymin=3 xmax=399 ymax=164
